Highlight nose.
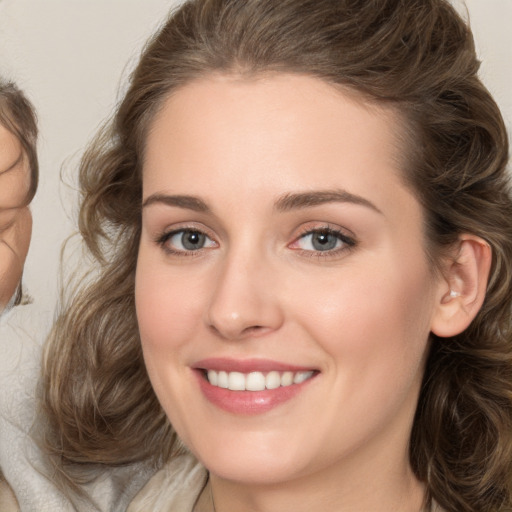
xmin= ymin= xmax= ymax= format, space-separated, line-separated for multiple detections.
xmin=205 ymin=250 xmax=284 ymax=341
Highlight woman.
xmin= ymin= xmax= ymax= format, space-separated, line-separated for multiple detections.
xmin=42 ymin=1 xmax=512 ymax=511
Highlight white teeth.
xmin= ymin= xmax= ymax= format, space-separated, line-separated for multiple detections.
xmin=293 ymin=371 xmax=314 ymax=384
xmin=205 ymin=369 xmax=315 ymax=391
xmin=281 ymin=371 xmax=294 ymax=386
xmin=218 ymin=371 xmax=229 ymax=389
xmin=265 ymin=371 xmax=281 ymax=390
xmin=246 ymin=372 xmax=266 ymax=391
xmin=228 ymin=371 xmax=245 ymax=391
xmin=207 ymin=370 xmax=218 ymax=386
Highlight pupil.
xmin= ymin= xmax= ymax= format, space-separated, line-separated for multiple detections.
xmin=182 ymin=231 xmax=205 ymax=250
xmin=312 ymin=231 xmax=337 ymax=251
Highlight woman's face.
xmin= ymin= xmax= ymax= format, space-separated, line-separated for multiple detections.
xmin=136 ymin=74 xmax=444 ymax=486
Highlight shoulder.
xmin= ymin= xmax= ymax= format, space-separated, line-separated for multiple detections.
xmin=0 ymin=302 xmax=73 ymax=510
xmin=128 ymin=452 xmax=207 ymax=512
xmin=0 ymin=302 xmax=51 ymax=437
xmin=1 ymin=302 xmax=153 ymax=511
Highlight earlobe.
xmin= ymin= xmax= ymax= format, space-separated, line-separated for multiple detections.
xmin=430 ymin=235 xmax=492 ymax=338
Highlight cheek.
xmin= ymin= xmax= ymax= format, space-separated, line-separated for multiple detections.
xmin=135 ymin=244 xmax=218 ymax=391
xmin=290 ymin=256 xmax=435 ymax=381
xmin=282 ymin=257 xmax=435 ymax=454
xmin=135 ymin=262 xmax=203 ymax=354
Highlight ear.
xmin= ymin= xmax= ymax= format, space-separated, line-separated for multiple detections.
xmin=430 ymin=235 xmax=492 ymax=338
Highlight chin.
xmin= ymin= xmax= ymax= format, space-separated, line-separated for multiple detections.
xmin=180 ymin=425 xmax=316 ymax=485
xmin=203 ymin=451 xmax=305 ymax=485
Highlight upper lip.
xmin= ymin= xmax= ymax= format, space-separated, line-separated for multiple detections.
xmin=193 ymin=358 xmax=317 ymax=373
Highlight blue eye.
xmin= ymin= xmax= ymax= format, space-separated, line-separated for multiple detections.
xmin=160 ymin=229 xmax=216 ymax=253
xmin=294 ymin=228 xmax=355 ymax=253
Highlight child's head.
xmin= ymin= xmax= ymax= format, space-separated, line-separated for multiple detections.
xmin=0 ymin=80 xmax=38 ymax=205
xmin=0 ymin=79 xmax=38 ymax=310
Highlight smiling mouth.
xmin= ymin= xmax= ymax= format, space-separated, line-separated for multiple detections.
xmin=203 ymin=369 xmax=316 ymax=391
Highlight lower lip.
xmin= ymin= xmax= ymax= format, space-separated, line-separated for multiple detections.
xmin=195 ymin=371 xmax=316 ymax=415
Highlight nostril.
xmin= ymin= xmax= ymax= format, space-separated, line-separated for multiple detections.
xmin=245 ymin=325 xmax=261 ymax=331
xmin=241 ymin=325 xmax=267 ymax=336
xmin=208 ymin=322 xmax=268 ymax=340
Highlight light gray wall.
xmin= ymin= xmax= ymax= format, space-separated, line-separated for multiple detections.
xmin=0 ymin=0 xmax=510 ymax=307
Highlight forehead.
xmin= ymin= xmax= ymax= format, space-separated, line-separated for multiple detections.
xmin=142 ymin=73 xmax=413 ymax=213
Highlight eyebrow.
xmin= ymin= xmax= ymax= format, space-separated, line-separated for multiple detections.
xmin=142 ymin=194 xmax=210 ymax=212
xmin=142 ymin=189 xmax=382 ymax=215
xmin=274 ymin=189 xmax=382 ymax=214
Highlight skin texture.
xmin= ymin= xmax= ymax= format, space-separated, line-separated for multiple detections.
xmin=0 ymin=124 xmax=31 ymax=311
xmin=135 ymin=74 xmax=488 ymax=512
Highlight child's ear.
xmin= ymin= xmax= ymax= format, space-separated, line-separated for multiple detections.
xmin=430 ymin=235 xmax=492 ymax=338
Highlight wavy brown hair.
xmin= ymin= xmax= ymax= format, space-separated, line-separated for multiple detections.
xmin=42 ymin=1 xmax=512 ymax=510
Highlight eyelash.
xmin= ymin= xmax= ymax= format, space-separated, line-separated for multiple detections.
xmin=156 ymin=227 xmax=217 ymax=257
xmin=155 ymin=225 xmax=357 ymax=259
xmin=290 ymin=225 xmax=356 ymax=259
